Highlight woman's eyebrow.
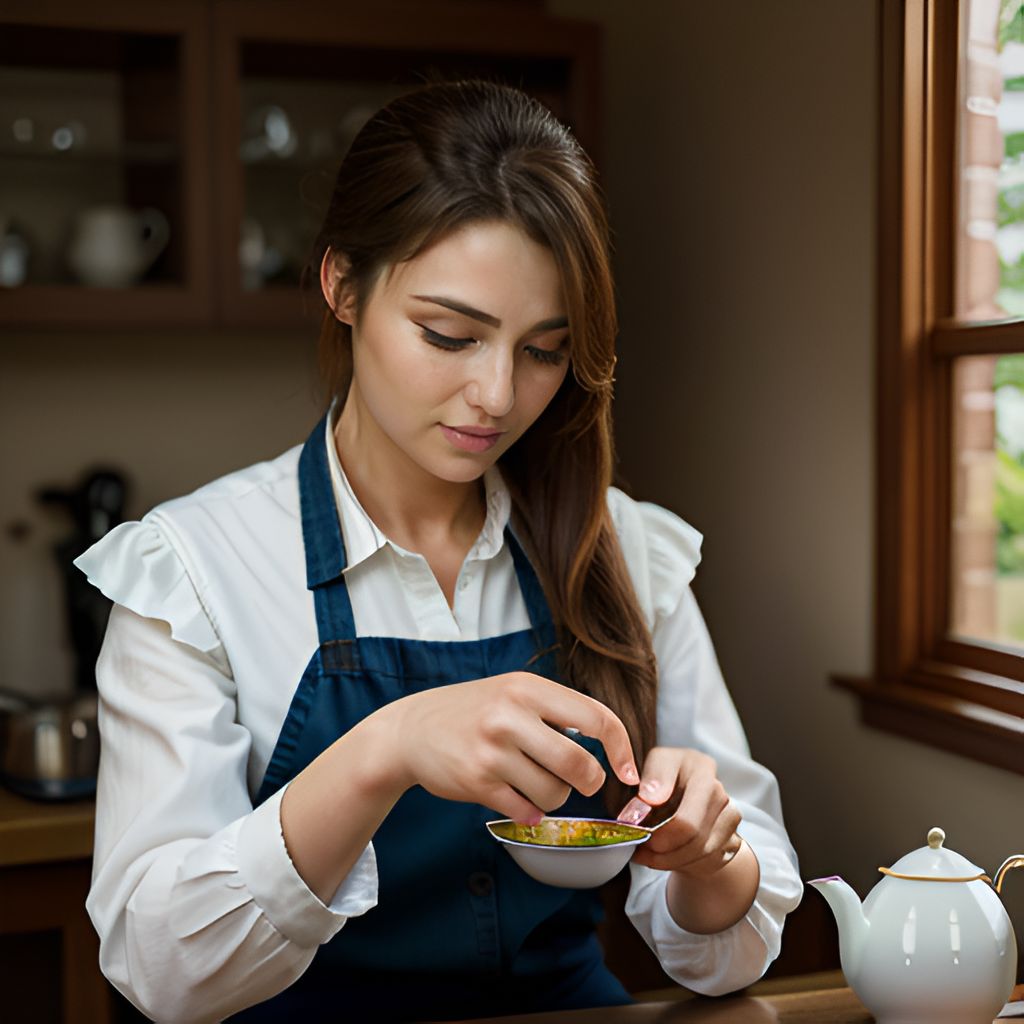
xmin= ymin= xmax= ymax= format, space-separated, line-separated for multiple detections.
xmin=410 ymin=294 xmax=568 ymax=332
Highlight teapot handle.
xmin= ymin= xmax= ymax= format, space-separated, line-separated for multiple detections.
xmin=994 ymin=854 xmax=1024 ymax=894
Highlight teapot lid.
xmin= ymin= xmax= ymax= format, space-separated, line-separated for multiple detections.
xmin=879 ymin=828 xmax=990 ymax=883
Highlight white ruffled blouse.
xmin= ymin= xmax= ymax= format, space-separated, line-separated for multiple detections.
xmin=74 ymin=411 xmax=802 ymax=1023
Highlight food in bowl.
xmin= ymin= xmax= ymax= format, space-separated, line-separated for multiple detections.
xmin=489 ymin=817 xmax=648 ymax=847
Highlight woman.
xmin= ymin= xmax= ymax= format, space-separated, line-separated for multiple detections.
xmin=76 ymin=80 xmax=801 ymax=1022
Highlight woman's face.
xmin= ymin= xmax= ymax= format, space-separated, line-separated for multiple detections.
xmin=335 ymin=220 xmax=571 ymax=485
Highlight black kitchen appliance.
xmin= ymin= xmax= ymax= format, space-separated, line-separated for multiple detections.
xmin=0 ymin=468 xmax=127 ymax=800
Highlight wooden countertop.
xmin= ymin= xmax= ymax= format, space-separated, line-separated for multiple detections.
xmin=461 ymin=977 xmax=1024 ymax=1022
xmin=0 ymin=786 xmax=94 ymax=867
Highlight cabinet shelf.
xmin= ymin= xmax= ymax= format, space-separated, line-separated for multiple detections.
xmin=0 ymin=283 xmax=211 ymax=327
xmin=0 ymin=145 xmax=180 ymax=166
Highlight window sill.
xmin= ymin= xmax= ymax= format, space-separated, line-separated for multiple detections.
xmin=832 ymin=675 xmax=1024 ymax=776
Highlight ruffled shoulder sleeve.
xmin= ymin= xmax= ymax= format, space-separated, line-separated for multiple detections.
xmin=73 ymin=517 xmax=222 ymax=655
xmin=606 ymin=487 xmax=704 ymax=630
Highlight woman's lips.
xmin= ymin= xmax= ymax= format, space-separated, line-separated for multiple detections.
xmin=440 ymin=425 xmax=503 ymax=452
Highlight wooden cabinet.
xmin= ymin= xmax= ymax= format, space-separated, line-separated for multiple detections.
xmin=0 ymin=789 xmax=111 ymax=1024
xmin=0 ymin=0 xmax=601 ymax=329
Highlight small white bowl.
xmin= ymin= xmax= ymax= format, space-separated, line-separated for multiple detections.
xmin=486 ymin=816 xmax=652 ymax=889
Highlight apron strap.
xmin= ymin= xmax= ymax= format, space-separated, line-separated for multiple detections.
xmin=299 ymin=411 xmax=348 ymax=588
xmin=298 ymin=412 xmax=359 ymax=643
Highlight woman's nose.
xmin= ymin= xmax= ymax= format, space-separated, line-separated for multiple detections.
xmin=466 ymin=349 xmax=515 ymax=418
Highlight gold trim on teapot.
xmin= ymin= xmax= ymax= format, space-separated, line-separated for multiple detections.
xmin=876 ymin=867 xmax=992 ymax=883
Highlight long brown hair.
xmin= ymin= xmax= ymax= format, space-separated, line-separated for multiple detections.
xmin=309 ymin=80 xmax=658 ymax=815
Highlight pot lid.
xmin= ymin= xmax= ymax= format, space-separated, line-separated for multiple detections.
xmin=879 ymin=827 xmax=989 ymax=883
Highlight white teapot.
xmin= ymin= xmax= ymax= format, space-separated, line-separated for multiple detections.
xmin=67 ymin=205 xmax=169 ymax=288
xmin=810 ymin=828 xmax=1023 ymax=1023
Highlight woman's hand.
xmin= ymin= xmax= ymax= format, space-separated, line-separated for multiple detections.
xmin=618 ymin=746 xmax=760 ymax=935
xmin=374 ymin=671 xmax=639 ymax=824
xmin=620 ymin=747 xmax=743 ymax=878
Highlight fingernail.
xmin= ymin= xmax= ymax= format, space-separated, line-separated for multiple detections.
xmin=617 ymin=797 xmax=653 ymax=825
xmin=623 ymin=764 xmax=639 ymax=783
xmin=642 ymin=779 xmax=660 ymax=794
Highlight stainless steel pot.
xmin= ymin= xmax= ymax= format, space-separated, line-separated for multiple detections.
xmin=0 ymin=689 xmax=99 ymax=801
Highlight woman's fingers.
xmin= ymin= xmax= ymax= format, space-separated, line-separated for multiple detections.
xmin=508 ymin=673 xmax=638 ymax=786
xmin=477 ymin=696 xmax=606 ymax=799
xmin=642 ymin=831 xmax=745 ymax=876
xmin=626 ymin=746 xmax=744 ymax=875
xmin=486 ymin=782 xmax=547 ymax=825
xmin=517 ymin=723 xmax=607 ymax=798
xmin=650 ymin=758 xmax=726 ymax=852
xmin=632 ymin=745 xmax=687 ymax=808
xmin=393 ymin=672 xmax=636 ymax=816
xmin=636 ymin=797 xmax=743 ymax=873
xmin=497 ymin=748 xmax=575 ymax=815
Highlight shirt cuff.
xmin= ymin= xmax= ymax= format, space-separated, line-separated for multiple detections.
xmin=640 ymin=828 xmax=801 ymax=996
xmin=644 ymin=870 xmax=769 ymax=996
xmin=235 ymin=785 xmax=378 ymax=947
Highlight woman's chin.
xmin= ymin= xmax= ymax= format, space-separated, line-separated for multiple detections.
xmin=431 ymin=458 xmax=493 ymax=484
xmin=411 ymin=444 xmax=499 ymax=484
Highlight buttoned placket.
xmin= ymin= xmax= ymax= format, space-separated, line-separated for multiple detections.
xmin=388 ymin=547 xmax=459 ymax=640
xmin=385 ymin=507 xmax=507 ymax=638
xmin=450 ymin=488 xmax=504 ymax=635
xmin=457 ymin=558 xmax=497 ymax=636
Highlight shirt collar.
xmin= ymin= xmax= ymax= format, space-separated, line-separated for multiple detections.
xmin=324 ymin=401 xmax=512 ymax=572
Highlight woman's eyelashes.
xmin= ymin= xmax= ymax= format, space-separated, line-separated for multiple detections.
xmin=416 ymin=324 xmax=567 ymax=365
xmin=418 ymin=325 xmax=475 ymax=350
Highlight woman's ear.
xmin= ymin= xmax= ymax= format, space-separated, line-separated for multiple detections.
xmin=320 ymin=248 xmax=358 ymax=325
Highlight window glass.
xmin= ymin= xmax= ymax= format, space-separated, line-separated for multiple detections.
xmin=951 ymin=352 xmax=1024 ymax=647
xmin=959 ymin=0 xmax=1024 ymax=319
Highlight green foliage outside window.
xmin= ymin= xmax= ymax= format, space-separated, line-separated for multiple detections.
xmin=997 ymin=2 xmax=1024 ymax=316
xmin=995 ymin=356 xmax=1024 ymax=572
xmin=1000 ymin=0 xmax=1024 ymax=48
xmin=992 ymin=6 xmax=1024 ymax=581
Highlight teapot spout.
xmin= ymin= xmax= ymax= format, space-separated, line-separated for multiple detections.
xmin=808 ymin=876 xmax=869 ymax=981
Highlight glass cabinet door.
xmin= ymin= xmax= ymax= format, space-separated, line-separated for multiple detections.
xmin=237 ymin=58 xmax=409 ymax=296
xmin=213 ymin=5 xmax=598 ymax=328
xmin=0 ymin=8 xmax=211 ymax=325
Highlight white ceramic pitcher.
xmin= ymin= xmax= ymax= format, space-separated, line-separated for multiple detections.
xmin=68 ymin=205 xmax=169 ymax=288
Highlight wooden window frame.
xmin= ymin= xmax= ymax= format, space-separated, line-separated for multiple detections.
xmin=834 ymin=0 xmax=1024 ymax=774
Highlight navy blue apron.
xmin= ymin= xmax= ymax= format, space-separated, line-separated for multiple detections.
xmin=231 ymin=415 xmax=633 ymax=1022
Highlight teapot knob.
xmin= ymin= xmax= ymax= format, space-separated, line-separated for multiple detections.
xmin=927 ymin=827 xmax=945 ymax=849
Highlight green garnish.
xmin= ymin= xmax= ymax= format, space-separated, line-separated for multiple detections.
xmin=490 ymin=818 xmax=646 ymax=847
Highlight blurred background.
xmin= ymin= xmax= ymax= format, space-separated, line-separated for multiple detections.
xmin=1 ymin=0 xmax=1022 ymax=1021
